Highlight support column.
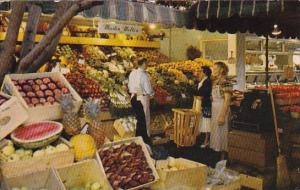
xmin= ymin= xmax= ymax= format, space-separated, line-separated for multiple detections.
xmin=228 ymin=33 xmax=246 ymax=91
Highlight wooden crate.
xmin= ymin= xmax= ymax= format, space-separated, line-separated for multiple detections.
xmin=95 ymin=137 xmax=160 ymax=190
xmin=0 ymin=92 xmax=28 ymax=140
xmin=0 ymin=138 xmax=74 ymax=178
xmin=228 ymin=130 xmax=276 ymax=168
xmin=207 ymin=178 xmax=241 ymax=190
xmin=172 ymin=108 xmax=200 ymax=147
xmin=56 ymin=159 xmax=112 ymax=190
xmin=152 ymin=158 xmax=207 ymax=190
xmin=2 ymin=168 xmax=64 ymax=190
xmin=1 ymin=72 xmax=82 ymax=123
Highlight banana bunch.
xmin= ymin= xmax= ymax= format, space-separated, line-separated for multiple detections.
xmin=109 ymin=91 xmax=131 ymax=109
xmin=82 ymin=45 xmax=107 ymax=60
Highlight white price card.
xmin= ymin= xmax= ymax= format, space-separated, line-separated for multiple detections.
xmin=78 ymin=59 xmax=85 ymax=64
xmin=181 ymin=93 xmax=187 ymax=99
xmin=81 ymin=123 xmax=89 ymax=134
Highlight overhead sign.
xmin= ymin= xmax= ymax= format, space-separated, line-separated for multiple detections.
xmin=98 ymin=23 xmax=142 ymax=35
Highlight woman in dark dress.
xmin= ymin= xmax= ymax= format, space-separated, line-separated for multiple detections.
xmin=197 ymin=66 xmax=212 ymax=148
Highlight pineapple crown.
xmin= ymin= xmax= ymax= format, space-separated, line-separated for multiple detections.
xmin=84 ymin=98 xmax=101 ymax=119
xmin=59 ymin=94 xmax=74 ymax=113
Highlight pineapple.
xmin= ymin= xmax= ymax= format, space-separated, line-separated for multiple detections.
xmin=60 ymin=94 xmax=81 ymax=136
xmin=84 ymin=99 xmax=105 ymax=147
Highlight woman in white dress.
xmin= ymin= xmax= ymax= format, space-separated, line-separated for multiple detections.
xmin=210 ymin=62 xmax=233 ymax=160
xmin=197 ymin=66 xmax=212 ymax=148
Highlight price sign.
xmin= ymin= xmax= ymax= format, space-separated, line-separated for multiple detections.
xmin=181 ymin=93 xmax=187 ymax=99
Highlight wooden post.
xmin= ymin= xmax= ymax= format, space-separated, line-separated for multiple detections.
xmin=266 ymin=35 xmax=269 ymax=88
xmin=20 ymin=3 xmax=42 ymax=59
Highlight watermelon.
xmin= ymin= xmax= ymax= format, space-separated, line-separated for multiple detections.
xmin=11 ymin=121 xmax=63 ymax=149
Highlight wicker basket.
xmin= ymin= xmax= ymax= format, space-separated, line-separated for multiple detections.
xmin=172 ymin=108 xmax=200 ymax=147
xmin=0 ymin=93 xmax=28 ymax=140
xmin=95 ymin=137 xmax=160 ymax=190
xmin=2 ymin=168 xmax=64 ymax=190
xmin=0 ymin=138 xmax=74 ymax=178
xmin=152 ymin=158 xmax=207 ymax=190
xmin=56 ymin=159 xmax=112 ymax=190
xmin=1 ymin=72 xmax=82 ymax=123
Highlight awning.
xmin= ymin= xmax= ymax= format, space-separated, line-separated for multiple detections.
xmin=0 ymin=0 xmax=187 ymax=27
xmin=186 ymin=0 xmax=300 ymax=39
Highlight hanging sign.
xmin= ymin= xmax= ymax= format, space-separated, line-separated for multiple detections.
xmin=98 ymin=23 xmax=142 ymax=35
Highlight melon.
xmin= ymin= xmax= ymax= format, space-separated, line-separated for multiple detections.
xmin=11 ymin=121 xmax=63 ymax=149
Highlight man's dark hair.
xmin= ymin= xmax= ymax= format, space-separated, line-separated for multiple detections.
xmin=137 ymin=58 xmax=147 ymax=66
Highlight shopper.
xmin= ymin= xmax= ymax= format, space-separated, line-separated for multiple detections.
xmin=210 ymin=62 xmax=232 ymax=160
xmin=197 ymin=66 xmax=212 ymax=148
xmin=128 ymin=58 xmax=154 ymax=144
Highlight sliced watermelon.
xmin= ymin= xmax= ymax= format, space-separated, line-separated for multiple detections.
xmin=11 ymin=121 xmax=63 ymax=149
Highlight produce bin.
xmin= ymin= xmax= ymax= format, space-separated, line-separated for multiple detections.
xmin=96 ymin=137 xmax=159 ymax=190
xmin=207 ymin=178 xmax=241 ymax=190
xmin=172 ymin=108 xmax=200 ymax=147
xmin=0 ymin=92 xmax=28 ymax=140
xmin=2 ymin=168 xmax=64 ymax=190
xmin=1 ymin=72 xmax=82 ymax=123
xmin=0 ymin=138 xmax=74 ymax=178
xmin=152 ymin=158 xmax=207 ymax=190
xmin=56 ymin=159 xmax=112 ymax=190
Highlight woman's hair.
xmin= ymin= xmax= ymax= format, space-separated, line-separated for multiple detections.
xmin=214 ymin=61 xmax=229 ymax=76
xmin=201 ymin=66 xmax=212 ymax=78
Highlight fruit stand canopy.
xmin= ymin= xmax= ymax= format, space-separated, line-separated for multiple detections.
xmin=0 ymin=0 xmax=186 ymax=27
xmin=187 ymin=0 xmax=300 ymax=39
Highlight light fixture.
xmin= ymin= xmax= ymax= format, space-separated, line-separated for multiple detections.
xmin=54 ymin=0 xmax=61 ymax=2
xmin=272 ymin=24 xmax=282 ymax=36
xmin=149 ymin=23 xmax=157 ymax=30
xmin=228 ymin=51 xmax=236 ymax=64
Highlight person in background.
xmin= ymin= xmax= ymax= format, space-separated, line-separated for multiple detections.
xmin=128 ymin=58 xmax=154 ymax=144
xmin=210 ymin=62 xmax=232 ymax=160
xmin=197 ymin=66 xmax=212 ymax=148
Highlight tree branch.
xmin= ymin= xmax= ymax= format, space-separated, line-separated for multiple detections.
xmin=0 ymin=2 xmax=26 ymax=80
xmin=18 ymin=0 xmax=102 ymax=73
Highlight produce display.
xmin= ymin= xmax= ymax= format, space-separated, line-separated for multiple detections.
xmin=70 ymin=182 xmax=103 ymax=190
xmin=12 ymin=77 xmax=70 ymax=107
xmin=113 ymin=117 xmax=136 ymax=138
xmin=0 ymin=94 xmax=8 ymax=106
xmin=65 ymin=72 xmax=109 ymax=111
xmin=70 ymin=134 xmax=96 ymax=161
xmin=12 ymin=187 xmax=47 ymax=190
xmin=10 ymin=121 xmax=63 ymax=149
xmin=135 ymin=49 xmax=170 ymax=65
xmin=99 ymin=142 xmax=155 ymax=189
xmin=0 ymin=139 xmax=69 ymax=162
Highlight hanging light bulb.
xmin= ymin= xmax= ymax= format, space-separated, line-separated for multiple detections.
xmin=272 ymin=24 xmax=282 ymax=36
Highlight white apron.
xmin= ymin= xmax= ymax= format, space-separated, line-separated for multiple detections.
xmin=135 ymin=71 xmax=151 ymax=137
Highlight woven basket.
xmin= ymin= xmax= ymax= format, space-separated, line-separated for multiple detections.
xmin=153 ymin=158 xmax=207 ymax=190
xmin=2 ymin=168 xmax=64 ymax=190
xmin=88 ymin=123 xmax=106 ymax=148
xmin=0 ymin=138 xmax=74 ymax=178
xmin=56 ymin=159 xmax=112 ymax=190
xmin=1 ymin=72 xmax=82 ymax=123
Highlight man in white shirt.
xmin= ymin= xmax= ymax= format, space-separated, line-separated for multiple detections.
xmin=128 ymin=58 xmax=154 ymax=144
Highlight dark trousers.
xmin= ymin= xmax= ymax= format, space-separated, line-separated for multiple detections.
xmin=131 ymin=96 xmax=150 ymax=144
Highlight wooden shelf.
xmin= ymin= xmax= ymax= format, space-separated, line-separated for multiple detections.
xmin=0 ymin=32 xmax=160 ymax=48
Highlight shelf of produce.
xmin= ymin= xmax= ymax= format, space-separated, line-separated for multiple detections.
xmin=0 ymin=32 xmax=160 ymax=48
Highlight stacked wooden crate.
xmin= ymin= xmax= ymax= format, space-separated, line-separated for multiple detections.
xmin=228 ymin=130 xmax=276 ymax=169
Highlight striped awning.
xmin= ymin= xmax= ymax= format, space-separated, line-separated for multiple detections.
xmin=187 ymin=0 xmax=300 ymax=39
xmin=0 ymin=0 xmax=187 ymax=27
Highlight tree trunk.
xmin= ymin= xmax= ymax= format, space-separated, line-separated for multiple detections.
xmin=20 ymin=3 xmax=42 ymax=59
xmin=18 ymin=0 xmax=102 ymax=73
xmin=0 ymin=2 xmax=26 ymax=80
xmin=24 ymin=1 xmax=73 ymax=73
